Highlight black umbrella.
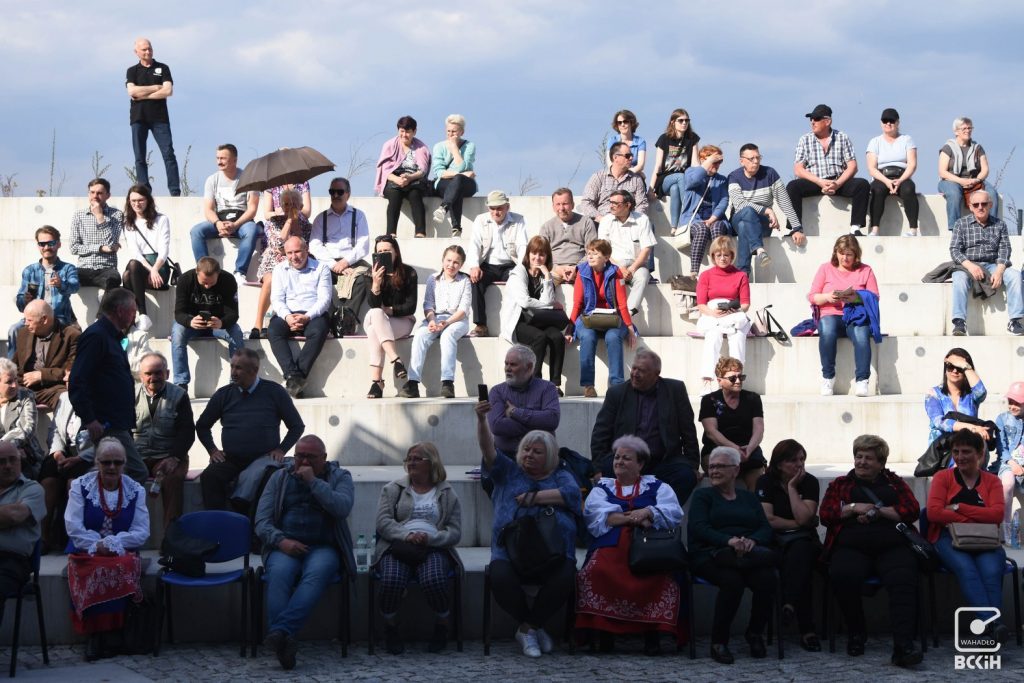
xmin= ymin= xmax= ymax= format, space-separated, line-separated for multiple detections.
xmin=235 ymin=146 xmax=336 ymax=193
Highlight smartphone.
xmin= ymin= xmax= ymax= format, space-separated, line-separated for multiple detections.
xmin=373 ymin=252 xmax=394 ymax=274
xmin=25 ymin=283 xmax=39 ymax=298
xmin=199 ymin=310 xmax=212 ymax=321
xmin=478 ymin=384 xmax=489 ymax=402
xmin=717 ymin=299 xmax=741 ymax=311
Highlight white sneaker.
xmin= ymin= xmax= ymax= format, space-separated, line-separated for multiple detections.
xmin=136 ymin=313 xmax=153 ymax=332
xmin=535 ymin=628 xmax=554 ymax=654
xmin=515 ymin=629 xmax=541 ymax=658
xmin=756 ymin=249 xmax=772 ymax=268
xmin=820 ymin=377 xmax=835 ymax=396
xmin=850 ymin=227 xmax=865 ymax=236
xmin=234 ymin=271 xmax=248 ymax=287
xmin=432 ymin=206 xmax=447 ymax=224
xmin=855 ymin=379 xmax=870 ymax=397
xmin=902 ymin=229 xmax=919 ymax=237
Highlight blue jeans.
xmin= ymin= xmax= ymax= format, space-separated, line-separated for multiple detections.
xmin=934 ymin=530 xmax=1006 ymax=622
xmin=265 ymin=546 xmax=340 ymax=636
xmin=661 ymin=173 xmax=687 ymax=228
xmin=575 ymin=319 xmax=628 ymax=387
xmin=938 ymin=179 xmax=998 ymax=229
xmin=951 ymin=263 xmax=1024 ymax=322
xmin=131 ymin=121 xmax=181 ymax=196
xmin=733 ymin=207 xmax=771 ymax=275
xmin=817 ymin=315 xmax=871 ymax=381
xmin=170 ymin=321 xmax=244 ymax=385
xmin=190 ymin=220 xmax=260 ymax=275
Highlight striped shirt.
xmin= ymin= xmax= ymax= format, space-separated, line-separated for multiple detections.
xmin=69 ymin=205 xmax=124 ymax=270
xmin=950 ymin=215 xmax=1011 ymax=267
xmin=793 ymin=129 xmax=856 ymax=180
xmin=577 ymin=169 xmax=649 ymax=218
xmin=727 ymin=166 xmax=802 ymax=230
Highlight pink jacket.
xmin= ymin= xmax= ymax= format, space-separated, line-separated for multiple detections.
xmin=374 ymin=136 xmax=431 ymax=195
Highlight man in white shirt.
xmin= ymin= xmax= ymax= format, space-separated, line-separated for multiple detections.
xmin=188 ymin=144 xmax=261 ymax=284
xmin=309 ymin=177 xmax=371 ymax=324
xmin=267 ymin=237 xmax=333 ymax=398
xmin=597 ymin=190 xmax=656 ymax=315
xmin=467 ymin=190 xmax=528 ymax=337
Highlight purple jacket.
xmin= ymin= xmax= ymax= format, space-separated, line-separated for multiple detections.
xmin=486 ymin=377 xmax=561 ymax=455
xmin=374 ymin=135 xmax=431 ymax=195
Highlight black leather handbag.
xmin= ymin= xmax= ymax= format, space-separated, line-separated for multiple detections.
xmin=628 ymin=507 xmax=688 ymax=575
xmin=500 ymin=498 xmax=566 ymax=581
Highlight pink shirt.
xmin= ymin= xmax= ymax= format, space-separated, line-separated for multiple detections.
xmin=807 ymin=262 xmax=879 ymax=317
xmin=696 ymin=265 xmax=750 ymax=306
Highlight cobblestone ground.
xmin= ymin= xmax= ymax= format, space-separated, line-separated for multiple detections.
xmin=5 ymin=636 xmax=1019 ymax=682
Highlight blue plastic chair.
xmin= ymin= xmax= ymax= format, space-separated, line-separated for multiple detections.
xmin=2 ymin=540 xmax=48 ymax=677
xmin=154 ymin=511 xmax=252 ymax=657
xmin=251 ymin=564 xmax=350 ymax=658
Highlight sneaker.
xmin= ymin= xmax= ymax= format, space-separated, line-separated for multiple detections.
xmin=469 ymin=324 xmax=489 ymax=338
xmin=384 ymin=623 xmax=405 ymax=655
xmin=427 ymin=622 xmax=448 ymax=654
xmin=399 ymin=380 xmax=420 ymax=399
xmin=432 ymin=206 xmax=447 ymax=223
xmin=535 ymin=628 xmax=554 ymax=654
xmin=855 ymin=379 xmax=870 ymax=397
xmin=440 ymin=380 xmax=455 ymax=399
xmin=1009 ymin=318 xmax=1024 ymax=336
xmin=902 ymin=229 xmax=919 ymax=237
xmin=820 ymin=377 xmax=835 ymax=396
xmin=582 ymin=386 xmax=598 ymax=398
xmin=249 ymin=327 xmax=261 ymax=340
xmin=234 ymin=271 xmax=248 ymax=287
xmin=136 ymin=313 xmax=153 ymax=332
xmin=450 ymin=226 xmax=462 ymax=238
xmin=756 ymin=249 xmax=772 ymax=268
xmin=951 ymin=318 xmax=967 ymax=336
xmin=514 ymin=629 xmax=541 ymax=658
xmin=850 ymin=227 xmax=865 ymax=236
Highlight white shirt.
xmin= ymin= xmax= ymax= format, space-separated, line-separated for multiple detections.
xmin=467 ymin=211 xmax=528 ymax=268
xmin=64 ymin=471 xmax=150 ymax=555
xmin=309 ymin=205 xmax=370 ymax=264
xmin=122 ymin=213 xmax=171 ymax=263
xmin=598 ymin=211 xmax=656 ymax=265
xmin=583 ymin=475 xmax=683 ymax=539
xmin=270 ymin=256 xmax=333 ymax=319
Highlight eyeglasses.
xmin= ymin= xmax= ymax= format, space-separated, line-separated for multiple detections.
xmin=720 ymin=374 xmax=747 ymax=383
xmin=328 ymin=189 xmax=348 ymax=197
xmin=740 ymin=155 xmax=761 ymax=162
xmin=970 ymin=202 xmax=991 ymax=208
xmin=881 ymin=118 xmax=898 ymax=124
xmin=944 ymin=363 xmax=964 ymax=373
xmin=98 ymin=460 xmax=125 ymax=467
xmin=404 ymin=455 xmax=427 ymax=464
xmin=608 ymin=200 xmax=627 ymax=207
xmin=707 ymin=463 xmax=737 ymax=471
xmin=37 ymin=240 xmax=58 ymax=248
xmin=294 ymin=451 xmax=325 ymax=460
xmin=674 ymin=117 xmax=690 ymax=123
xmin=613 ymin=153 xmax=634 ymax=159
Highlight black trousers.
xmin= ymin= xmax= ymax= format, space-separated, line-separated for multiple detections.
xmin=200 ymin=453 xmax=258 ymax=511
xmin=829 ymin=541 xmax=918 ymax=645
xmin=472 ymin=262 xmax=514 ymax=326
xmin=123 ymin=259 xmax=169 ymax=314
xmin=78 ymin=267 xmax=122 ymax=290
xmin=778 ymin=537 xmax=820 ymax=633
xmin=692 ymin=558 xmax=777 ymax=645
xmin=490 ymin=557 xmax=575 ymax=628
xmin=382 ymin=183 xmax=427 ymax=235
xmin=435 ymin=175 xmax=477 ymax=231
xmin=868 ymin=178 xmax=919 ymax=229
xmin=786 ymin=177 xmax=870 ymax=227
xmin=267 ymin=314 xmax=330 ymax=379
xmin=0 ymin=553 xmax=31 ymax=598
xmin=514 ymin=319 xmax=566 ymax=385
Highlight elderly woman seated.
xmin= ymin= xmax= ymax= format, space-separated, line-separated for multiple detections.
xmin=819 ymin=434 xmax=922 ymax=667
xmin=64 ymin=437 xmax=150 ymax=661
xmin=687 ymin=446 xmax=776 ymax=664
xmin=0 ymin=358 xmax=44 ymax=479
xmin=374 ymin=442 xmax=462 ymax=655
xmin=575 ymin=435 xmax=683 ymax=654
xmin=475 ymin=401 xmax=581 ymax=659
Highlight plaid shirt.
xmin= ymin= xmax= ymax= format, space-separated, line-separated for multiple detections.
xmin=577 ymin=169 xmax=649 ymax=218
xmin=794 ymin=129 xmax=856 ymax=180
xmin=950 ymin=214 xmax=1011 ymax=267
xmin=819 ymin=468 xmax=920 ymax=555
xmin=69 ymin=205 xmax=124 ymax=270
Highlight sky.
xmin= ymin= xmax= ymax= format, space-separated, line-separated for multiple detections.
xmin=1 ymin=1 xmax=1022 ymax=226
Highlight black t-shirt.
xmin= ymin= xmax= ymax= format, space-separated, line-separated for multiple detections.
xmin=756 ymin=473 xmax=820 ymax=521
xmin=698 ymin=389 xmax=763 ymax=456
xmin=655 ymin=132 xmax=699 ymax=175
xmin=126 ymin=60 xmax=173 ymax=124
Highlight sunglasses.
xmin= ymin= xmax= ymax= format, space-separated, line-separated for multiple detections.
xmin=720 ymin=374 xmax=747 ymax=383
xmin=615 ymin=119 xmax=630 ymax=125
xmin=98 ymin=460 xmax=125 ymax=467
xmin=881 ymin=118 xmax=898 ymax=124
xmin=614 ymin=153 xmax=634 ymax=159
xmin=375 ymin=234 xmax=397 ymax=244
xmin=675 ymin=117 xmax=690 ymax=123
xmin=944 ymin=363 xmax=964 ymax=373
xmin=810 ymin=116 xmax=826 ymax=122
xmin=37 ymin=240 xmax=58 ymax=248
xmin=328 ymin=189 xmax=348 ymax=197
xmin=970 ymin=202 xmax=991 ymax=208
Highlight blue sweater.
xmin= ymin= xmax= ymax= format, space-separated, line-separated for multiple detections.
xmin=196 ymin=379 xmax=305 ymax=460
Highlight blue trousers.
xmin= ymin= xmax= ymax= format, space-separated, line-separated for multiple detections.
xmin=265 ymin=546 xmax=340 ymax=636
xmin=733 ymin=207 xmax=771 ymax=276
xmin=817 ymin=315 xmax=871 ymax=381
xmin=131 ymin=121 xmax=181 ymax=196
xmin=170 ymin=321 xmax=244 ymax=385
xmin=190 ymin=220 xmax=260 ymax=275
xmin=575 ymin=319 xmax=628 ymax=387
xmin=935 ymin=529 xmax=1006 ymax=623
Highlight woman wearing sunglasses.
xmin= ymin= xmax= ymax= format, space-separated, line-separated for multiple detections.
xmin=925 ymin=347 xmax=990 ymax=454
xmin=606 ymin=109 xmax=646 ymax=176
xmin=365 ymin=235 xmax=417 ymax=399
xmin=698 ymin=357 xmax=765 ymax=492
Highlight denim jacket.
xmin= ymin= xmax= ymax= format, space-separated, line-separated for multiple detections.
xmin=16 ymin=259 xmax=80 ymax=325
xmin=995 ymin=411 xmax=1024 ymax=469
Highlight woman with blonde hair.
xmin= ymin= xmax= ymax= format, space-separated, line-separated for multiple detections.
xmin=431 ymin=114 xmax=477 ymax=237
xmin=695 ymin=237 xmax=750 ymax=394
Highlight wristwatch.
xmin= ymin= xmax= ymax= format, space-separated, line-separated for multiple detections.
xmin=952 ymin=503 xmax=960 ymax=512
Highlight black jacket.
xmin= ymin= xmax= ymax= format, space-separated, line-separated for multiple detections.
xmin=174 ymin=269 xmax=240 ymax=328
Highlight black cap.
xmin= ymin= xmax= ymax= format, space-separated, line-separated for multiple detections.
xmin=880 ymin=107 xmax=900 ymax=121
xmin=805 ymin=104 xmax=832 ymax=119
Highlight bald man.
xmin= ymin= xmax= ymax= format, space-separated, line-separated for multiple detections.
xmin=14 ymin=299 xmax=81 ymax=409
xmin=255 ymin=434 xmax=354 ymax=670
xmin=126 ymin=37 xmax=180 ymax=196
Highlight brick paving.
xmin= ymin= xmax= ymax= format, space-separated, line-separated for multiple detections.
xmin=6 ymin=636 xmax=1019 ymax=682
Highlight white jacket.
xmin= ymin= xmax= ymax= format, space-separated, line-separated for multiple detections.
xmin=499 ymin=263 xmax=557 ymax=343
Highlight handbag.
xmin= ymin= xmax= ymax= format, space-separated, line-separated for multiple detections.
xmin=134 ymin=227 xmax=182 ymax=286
xmin=880 ymin=166 xmax=904 ymax=180
xmin=527 ymin=307 xmax=571 ymax=329
xmin=915 ymin=432 xmax=954 ymax=477
xmin=857 ymin=484 xmax=937 ymax=567
xmin=216 ymin=208 xmax=244 ymax=222
xmin=158 ymin=519 xmax=220 ymax=578
xmin=773 ymin=527 xmax=820 ymax=549
xmin=949 ymin=523 xmax=1001 ymax=551
xmin=711 ymin=545 xmax=779 ymax=569
xmin=628 ymin=507 xmax=688 ymax=575
xmin=389 ymin=539 xmax=430 ymax=565
xmin=582 ymin=310 xmax=621 ymax=331
xmin=499 ymin=496 xmax=566 ymax=581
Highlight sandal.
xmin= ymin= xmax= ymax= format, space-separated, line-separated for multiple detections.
xmin=392 ymin=358 xmax=408 ymax=381
xmin=366 ymin=380 xmax=384 ymax=399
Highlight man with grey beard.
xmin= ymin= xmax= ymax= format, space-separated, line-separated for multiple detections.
xmin=485 ymin=344 xmax=561 ymax=459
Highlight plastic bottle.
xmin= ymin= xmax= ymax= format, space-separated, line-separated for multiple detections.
xmin=355 ymin=534 xmax=369 ymax=573
xmin=1012 ymin=510 xmax=1021 ymax=550
xmin=148 ymin=470 xmax=165 ymax=497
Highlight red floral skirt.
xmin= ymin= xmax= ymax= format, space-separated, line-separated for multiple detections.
xmin=67 ymin=553 xmax=143 ymax=634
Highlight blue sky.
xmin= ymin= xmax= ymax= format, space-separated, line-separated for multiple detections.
xmin=1 ymin=1 xmax=1022 ymax=224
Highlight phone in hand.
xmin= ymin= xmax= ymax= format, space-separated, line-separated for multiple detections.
xmin=199 ymin=310 xmax=212 ymax=322
xmin=372 ymin=252 xmax=394 ymax=274
xmin=478 ymin=384 xmax=489 ymax=402
xmin=716 ymin=299 xmax=741 ymax=311
xmin=25 ymin=283 xmax=39 ymax=298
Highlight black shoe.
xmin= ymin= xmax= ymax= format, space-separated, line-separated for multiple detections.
xmin=745 ymin=632 xmax=767 ymax=659
xmin=1009 ymin=318 xmax=1024 ymax=336
xmin=451 ymin=227 xmax=462 ymax=238
xmin=263 ymin=629 xmax=285 ymax=657
xmin=393 ymin=359 xmax=408 ymax=381
xmin=285 ymin=375 xmax=305 ymax=398
xmin=891 ymin=642 xmax=922 ymax=668
xmin=847 ymin=633 xmax=866 ymax=657
xmin=278 ymin=634 xmax=298 ymax=670
xmin=710 ymin=643 xmax=734 ymax=664
xmin=643 ymin=631 xmax=662 ymax=656
xmin=249 ymin=327 xmax=261 ymax=340
xmin=800 ymin=633 xmax=822 ymax=652
xmin=427 ymin=622 xmax=447 ymax=653
xmin=991 ymin=622 xmax=1012 ymax=644
xmin=399 ymin=380 xmax=420 ymax=398
xmin=597 ymin=631 xmax=615 ymax=653
xmin=85 ymin=634 xmax=101 ymax=662
xmin=440 ymin=380 xmax=455 ymax=399
xmin=385 ymin=624 xmax=405 ymax=655
xmin=367 ymin=380 xmax=384 ymax=399
xmin=555 ymin=386 xmax=564 ymax=397
xmin=952 ymin=318 xmax=967 ymax=336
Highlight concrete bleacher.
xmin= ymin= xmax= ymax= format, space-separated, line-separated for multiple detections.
xmin=2 ymin=192 xmax=1022 ymax=646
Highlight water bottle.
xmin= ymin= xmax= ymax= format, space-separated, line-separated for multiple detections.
xmin=148 ymin=470 xmax=165 ymax=497
xmin=355 ymin=534 xmax=369 ymax=573
xmin=75 ymin=430 xmax=92 ymax=453
xmin=43 ymin=268 xmax=53 ymax=301
xmin=1012 ymin=510 xmax=1021 ymax=550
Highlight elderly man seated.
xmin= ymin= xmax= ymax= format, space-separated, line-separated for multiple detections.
xmin=0 ymin=442 xmax=45 ymax=595
xmin=14 ymin=300 xmax=81 ymax=410
xmin=949 ymin=189 xmax=1024 ymax=336
xmin=255 ymin=434 xmax=354 ymax=670
xmin=486 ymin=344 xmax=561 ymax=459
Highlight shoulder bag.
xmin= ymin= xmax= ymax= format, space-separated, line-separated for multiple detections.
xmin=628 ymin=507 xmax=688 ymax=575
xmin=133 ymin=227 xmax=182 ymax=286
xmin=859 ymin=485 xmax=938 ymax=568
xmin=583 ymin=310 xmax=622 ymax=330
xmin=499 ymin=494 xmax=566 ymax=581
xmin=949 ymin=522 xmax=1001 ymax=551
